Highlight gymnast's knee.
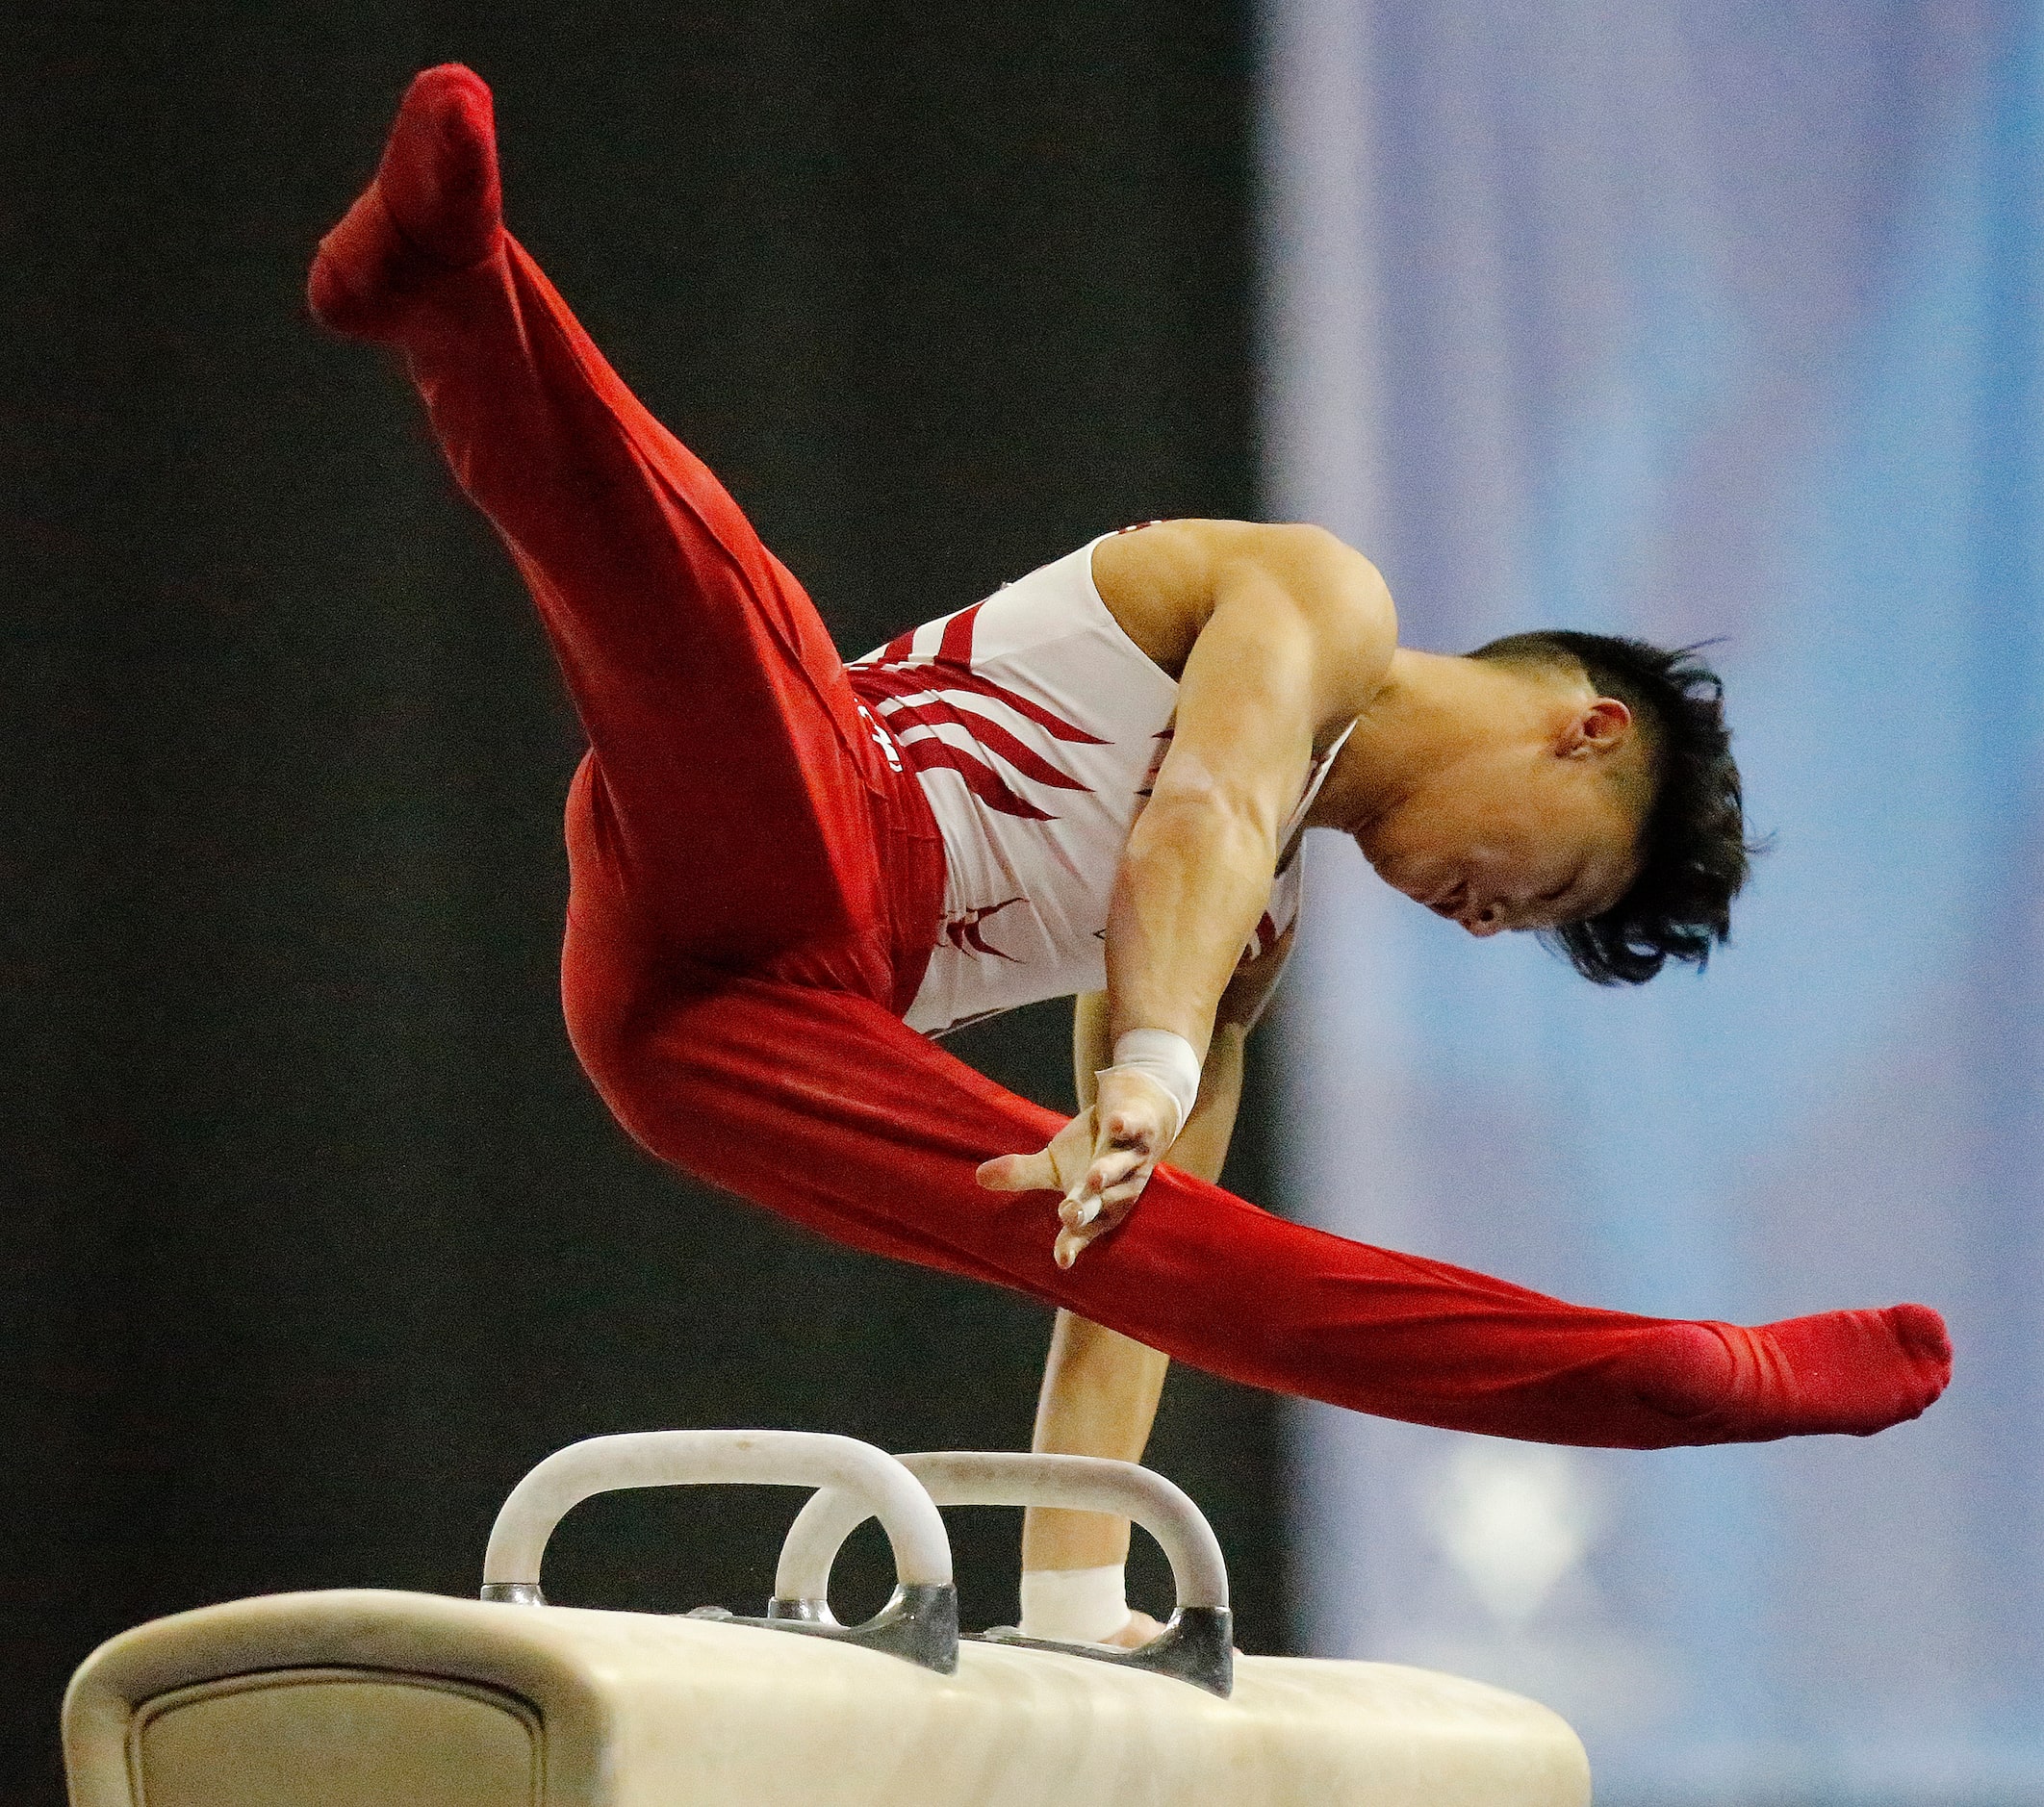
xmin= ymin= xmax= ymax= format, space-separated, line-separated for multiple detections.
xmin=572 ymin=1005 xmax=727 ymax=1170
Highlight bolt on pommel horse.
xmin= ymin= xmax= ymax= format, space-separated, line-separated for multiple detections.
xmin=64 ymin=1429 xmax=1591 ymax=1806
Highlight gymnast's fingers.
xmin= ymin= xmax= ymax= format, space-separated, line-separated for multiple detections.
xmin=1060 ymin=1147 xmax=1144 ymax=1225
xmin=1055 ymin=1191 xmax=1141 ymax=1267
xmin=1059 ymin=1163 xmax=1151 ymax=1241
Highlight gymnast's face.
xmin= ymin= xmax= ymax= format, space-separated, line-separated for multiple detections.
xmin=1356 ymin=697 xmax=1646 ymax=937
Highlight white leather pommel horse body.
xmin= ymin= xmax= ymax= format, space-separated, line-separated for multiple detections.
xmin=64 ymin=1428 xmax=1592 ymax=1807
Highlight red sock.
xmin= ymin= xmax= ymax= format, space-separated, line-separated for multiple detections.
xmin=1622 ymin=1303 xmax=1953 ymax=1444
xmin=309 ymin=64 xmax=502 ymax=341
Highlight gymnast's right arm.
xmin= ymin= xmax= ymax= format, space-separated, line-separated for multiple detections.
xmin=980 ymin=522 xmax=1392 ymax=1251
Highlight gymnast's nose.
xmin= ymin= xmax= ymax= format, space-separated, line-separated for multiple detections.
xmin=1459 ymin=900 xmax=1506 ymax=937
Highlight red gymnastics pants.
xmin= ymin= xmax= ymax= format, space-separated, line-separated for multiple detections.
xmin=307 ymin=66 xmax=1952 ymax=1451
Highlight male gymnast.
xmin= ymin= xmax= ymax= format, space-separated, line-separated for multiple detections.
xmin=309 ymin=66 xmax=1951 ymax=1648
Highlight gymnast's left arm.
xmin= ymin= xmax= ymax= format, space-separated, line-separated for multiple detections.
xmin=1019 ymin=945 xmax=1288 ymax=1646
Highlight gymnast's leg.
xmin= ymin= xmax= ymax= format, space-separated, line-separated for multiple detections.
xmin=309 ymin=65 xmax=895 ymax=974
xmin=575 ymin=972 xmax=1951 ymax=1452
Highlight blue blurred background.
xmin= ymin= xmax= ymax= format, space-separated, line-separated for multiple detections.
xmin=1266 ymin=4 xmax=2044 ymax=1800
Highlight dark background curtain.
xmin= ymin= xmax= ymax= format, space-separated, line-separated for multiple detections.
xmin=1 ymin=6 xmax=1272 ymax=1797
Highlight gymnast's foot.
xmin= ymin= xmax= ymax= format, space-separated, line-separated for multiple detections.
xmin=1629 ymin=1302 xmax=1951 ymax=1442
xmin=309 ymin=64 xmax=502 ymax=340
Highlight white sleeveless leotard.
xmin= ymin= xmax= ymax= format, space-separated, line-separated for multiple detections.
xmin=848 ymin=532 xmax=1352 ymax=1037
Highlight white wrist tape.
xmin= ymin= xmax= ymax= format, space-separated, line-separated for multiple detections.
xmin=1099 ymin=1029 xmax=1202 ymax=1146
xmin=1019 ymin=1565 xmax=1132 ymax=1644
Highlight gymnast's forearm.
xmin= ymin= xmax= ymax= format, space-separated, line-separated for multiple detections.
xmin=1023 ymin=1316 xmax=1171 ymax=1577
xmin=1105 ymin=793 xmax=1274 ymax=1062
xmin=1022 ymin=1013 xmax=1246 ymax=1576
xmin=1165 ymin=1020 xmax=1248 ymax=1178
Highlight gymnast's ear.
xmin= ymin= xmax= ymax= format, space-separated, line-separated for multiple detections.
xmin=1560 ymin=697 xmax=1632 ymax=757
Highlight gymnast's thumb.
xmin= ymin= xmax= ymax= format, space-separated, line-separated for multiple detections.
xmin=977 ymin=1150 xmax=1056 ymax=1193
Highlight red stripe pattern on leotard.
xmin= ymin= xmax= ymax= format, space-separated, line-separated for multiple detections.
xmin=848 ymin=602 xmax=1106 ymax=822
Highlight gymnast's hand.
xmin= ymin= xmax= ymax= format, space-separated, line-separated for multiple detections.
xmin=975 ymin=1066 xmax=1180 ymax=1267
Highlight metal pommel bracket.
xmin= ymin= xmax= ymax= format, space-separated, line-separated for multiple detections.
xmin=754 ymin=1581 xmax=959 ymax=1671
xmin=979 ymin=1604 xmax=1234 ymax=1697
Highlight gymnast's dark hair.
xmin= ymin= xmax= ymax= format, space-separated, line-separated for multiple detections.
xmin=1470 ymin=630 xmax=1755 ymax=985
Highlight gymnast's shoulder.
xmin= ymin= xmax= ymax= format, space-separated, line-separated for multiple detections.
xmin=1087 ymin=518 xmax=1396 ymax=698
